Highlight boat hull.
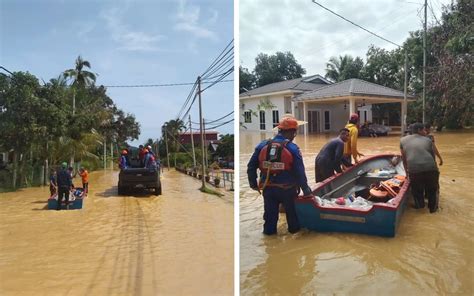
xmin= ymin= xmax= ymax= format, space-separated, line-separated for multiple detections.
xmin=295 ymin=154 xmax=410 ymax=237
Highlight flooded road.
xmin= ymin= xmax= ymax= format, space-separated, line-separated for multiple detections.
xmin=240 ymin=130 xmax=474 ymax=295
xmin=0 ymin=170 xmax=233 ymax=295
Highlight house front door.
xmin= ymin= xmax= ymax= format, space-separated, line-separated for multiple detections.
xmin=308 ymin=110 xmax=320 ymax=133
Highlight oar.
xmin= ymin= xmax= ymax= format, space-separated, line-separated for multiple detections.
xmin=321 ymin=168 xmax=371 ymax=199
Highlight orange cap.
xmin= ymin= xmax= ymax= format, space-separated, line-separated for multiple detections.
xmin=277 ymin=117 xmax=298 ymax=130
xmin=121 ymin=149 xmax=128 ymax=155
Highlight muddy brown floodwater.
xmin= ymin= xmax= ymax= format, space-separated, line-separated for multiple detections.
xmin=240 ymin=130 xmax=474 ymax=295
xmin=0 ymin=170 xmax=233 ymax=295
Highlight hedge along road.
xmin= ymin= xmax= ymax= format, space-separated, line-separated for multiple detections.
xmin=0 ymin=169 xmax=233 ymax=295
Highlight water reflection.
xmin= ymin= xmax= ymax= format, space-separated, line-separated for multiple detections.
xmin=240 ymin=130 xmax=474 ymax=295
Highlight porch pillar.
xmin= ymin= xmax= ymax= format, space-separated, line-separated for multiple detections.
xmin=349 ymin=98 xmax=356 ymax=116
xmin=303 ymin=101 xmax=308 ymax=136
xmin=401 ymin=100 xmax=407 ymax=135
xmin=291 ymin=100 xmax=296 ymax=118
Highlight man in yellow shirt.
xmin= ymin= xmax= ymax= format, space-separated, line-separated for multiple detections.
xmin=343 ymin=113 xmax=364 ymax=165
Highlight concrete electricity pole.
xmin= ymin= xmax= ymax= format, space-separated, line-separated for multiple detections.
xmin=189 ymin=114 xmax=196 ymax=167
xmin=197 ymin=76 xmax=206 ymax=189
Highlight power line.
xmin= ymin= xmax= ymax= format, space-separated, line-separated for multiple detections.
xmin=204 ymin=111 xmax=234 ymax=124
xmin=104 ymin=79 xmax=232 ymax=88
xmin=177 ymin=80 xmax=198 ymax=120
xmin=311 ymin=0 xmax=402 ymax=48
xmin=204 ymin=118 xmax=234 ymax=130
xmin=201 ymin=39 xmax=234 ymax=78
xmin=201 ymin=68 xmax=234 ymax=93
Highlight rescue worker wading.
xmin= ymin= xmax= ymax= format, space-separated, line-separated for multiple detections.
xmin=247 ymin=117 xmax=313 ymax=235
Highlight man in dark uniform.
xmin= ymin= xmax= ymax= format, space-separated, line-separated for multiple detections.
xmin=56 ymin=162 xmax=73 ymax=210
xmin=315 ymin=128 xmax=351 ymax=182
xmin=247 ymin=117 xmax=313 ymax=235
xmin=400 ymin=122 xmax=440 ymax=213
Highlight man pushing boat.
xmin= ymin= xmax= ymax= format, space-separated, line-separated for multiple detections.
xmin=247 ymin=116 xmax=313 ymax=235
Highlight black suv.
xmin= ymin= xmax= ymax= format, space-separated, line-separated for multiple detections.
xmin=118 ymin=148 xmax=161 ymax=195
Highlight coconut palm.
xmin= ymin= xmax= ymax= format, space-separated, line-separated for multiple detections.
xmin=63 ymin=55 xmax=97 ymax=88
xmin=325 ymin=55 xmax=364 ymax=82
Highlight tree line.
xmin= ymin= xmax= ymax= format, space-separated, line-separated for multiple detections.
xmin=153 ymin=118 xmax=234 ymax=170
xmin=240 ymin=0 xmax=472 ymax=129
xmin=0 ymin=56 xmax=140 ymax=190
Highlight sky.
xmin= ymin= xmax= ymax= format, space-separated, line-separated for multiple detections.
xmin=239 ymin=0 xmax=452 ymax=75
xmin=0 ymin=0 xmax=234 ymax=145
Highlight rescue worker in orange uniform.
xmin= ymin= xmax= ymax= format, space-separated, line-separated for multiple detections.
xmin=247 ymin=117 xmax=313 ymax=235
xmin=78 ymin=167 xmax=89 ymax=194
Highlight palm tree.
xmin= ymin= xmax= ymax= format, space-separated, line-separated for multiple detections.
xmin=62 ymin=56 xmax=98 ymax=166
xmin=325 ymin=55 xmax=364 ymax=82
xmin=164 ymin=119 xmax=186 ymax=153
xmin=63 ymin=55 xmax=97 ymax=88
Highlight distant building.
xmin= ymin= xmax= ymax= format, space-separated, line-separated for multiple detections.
xmin=240 ymin=75 xmax=414 ymax=134
xmin=179 ymin=131 xmax=219 ymax=145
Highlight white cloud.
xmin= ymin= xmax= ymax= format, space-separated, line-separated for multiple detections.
xmin=174 ymin=0 xmax=218 ymax=41
xmin=100 ymin=7 xmax=165 ymax=52
xmin=240 ymin=0 xmax=451 ymax=75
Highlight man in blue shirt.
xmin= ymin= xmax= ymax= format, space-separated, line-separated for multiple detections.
xmin=248 ymin=117 xmax=313 ymax=235
xmin=315 ymin=128 xmax=351 ymax=182
xmin=56 ymin=162 xmax=72 ymax=210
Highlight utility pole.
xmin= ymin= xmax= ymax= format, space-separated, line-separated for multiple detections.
xmin=110 ymin=141 xmax=113 ymax=170
xmin=164 ymin=126 xmax=171 ymax=171
xmin=198 ymin=76 xmax=206 ymax=189
xmin=189 ymin=114 xmax=196 ymax=167
xmin=203 ymin=118 xmax=208 ymax=169
xmin=402 ymin=50 xmax=408 ymax=135
xmin=103 ymin=136 xmax=106 ymax=170
xmin=72 ymin=88 xmax=76 ymax=116
xmin=422 ymin=0 xmax=427 ymax=124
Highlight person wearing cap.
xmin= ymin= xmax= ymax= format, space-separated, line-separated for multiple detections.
xmin=343 ymin=113 xmax=364 ymax=165
xmin=119 ymin=149 xmax=129 ymax=170
xmin=400 ymin=122 xmax=440 ymax=213
xmin=143 ymin=148 xmax=157 ymax=169
xmin=247 ymin=116 xmax=313 ymax=235
xmin=56 ymin=162 xmax=73 ymax=210
xmin=138 ymin=145 xmax=146 ymax=166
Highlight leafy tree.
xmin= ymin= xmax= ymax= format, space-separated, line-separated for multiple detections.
xmin=254 ymin=51 xmax=306 ymax=87
xmin=239 ymin=66 xmax=256 ymax=93
xmin=325 ymin=55 xmax=364 ymax=82
xmin=215 ymin=134 xmax=234 ymax=159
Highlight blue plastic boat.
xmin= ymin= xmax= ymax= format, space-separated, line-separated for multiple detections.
xmin=295 ymin=154 xmax=410 ymax=237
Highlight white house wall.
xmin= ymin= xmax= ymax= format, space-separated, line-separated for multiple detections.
xmin=240 ymin=95 xmax=286 ymax=132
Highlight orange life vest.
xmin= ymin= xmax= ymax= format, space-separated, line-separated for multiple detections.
xmin=258 ymin=140 xmax=293 ymax=175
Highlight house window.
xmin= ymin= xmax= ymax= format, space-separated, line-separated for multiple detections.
xmin=272 ymin=110 xmax=279 ymax=128
xmin=244 ymin=111 xmax=252 ymax=123
xmin=259 ymin=110 xmax=266 ymax=130
xmin=324 ymin=110 xmax=330 ymax=130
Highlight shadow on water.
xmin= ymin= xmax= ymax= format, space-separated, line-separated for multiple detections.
xmin=32 ymin=204 xmax=49 ymax=211
xmin=96 ymin=186 xmax=156 ymax=198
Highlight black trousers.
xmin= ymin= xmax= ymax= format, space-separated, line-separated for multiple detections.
xmin=315 ymin=157 xmax=334 ymax=183
xmin=410 ymin=170 xmax=439 ymax=212
xmin=262 ymin=187 xmax=300 ymax=235
xmin=57 ymin=187 xmax=70 ymax=210
xmin=83 ymin=182 xmax=88 ymax=193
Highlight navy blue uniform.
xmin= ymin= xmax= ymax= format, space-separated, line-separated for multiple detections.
xmin=247 ymin=134 xmax=311 ymax=235
xmin=315 ymin=137 xmax=351 ymax=182
xmin=56 ymin=168 xmax=72 ymax=210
